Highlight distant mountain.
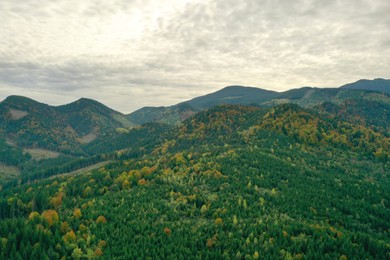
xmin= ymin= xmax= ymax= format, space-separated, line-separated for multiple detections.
xmin=264 ymin=87 xmax=390 ymax=108
xmin=0 ymin=96 xmax=133 ymax=155
xmin=1 ymin=78 xmax=389 ymax=178
xmin=0 ymin=96 xmax=77 ymax=153
xmin=128 ymin=86 xmax=277 ymax=125
xmin=128 ymin=79 xmax=390 ymax=125
xmin=128 ymin=103 xmax=199 ymax=126
xmin=185 ymin=85 xmax=279 ymax=109
xmin=56 ymin=98 xmax=133 ymax=138
xmin=340 ymin=78 xmax=390 ymax=94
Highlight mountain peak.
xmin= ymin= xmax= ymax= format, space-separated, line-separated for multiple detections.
xmin=186 ymin=85 xmax=279 ymax=109
xmin=57 ymin=97 xmax=116 ymax=114
xmin=76 ymin=97 xmax=99 ymax=103
xmin=220 ymin=85 xmax=275 ymax=93
xmin=340 ymin=78 xmax=390 ymax=94
xmin=3 ymin=95 xmax=39 ymax=104
xmin=1 ymin=95 xmax=49 ymax=110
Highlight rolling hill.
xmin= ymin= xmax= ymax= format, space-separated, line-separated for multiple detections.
xmin=340 ymin=78 xmax=390 ymax=94
xmin=128 ymin=103 xmax=199 ymax=126
xmin=0 ymin=101 xmax=388 ymax=259
xmin=128 ymin=79 xmax=390 ymax=125
xmin=185 ymin=85 xmax=279 ymax=109
xmin=0 ymin=96 xmax=134 ymax=185
xmin=0 ymin=96 xmax=133 ymax=154
xmin=1 ymin=79 xmax=389 ymax=186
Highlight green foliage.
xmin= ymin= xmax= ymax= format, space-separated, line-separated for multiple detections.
xmin=0 ymin=139 xmax=31 ymax=166
xmin=340 ymin=78 xmax=390 ymax=94
xmin=128 ymin=103 xmax=199 ymax=125
xmin=0 ymin=100 xmax=389 ymax=259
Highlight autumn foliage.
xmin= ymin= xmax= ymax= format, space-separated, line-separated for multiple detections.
xmin=163 ymin=227 xmax=171 ymax=236
xmin=96 ymin=215 xmax=107 ymax=224
xmin=41 ymin=209 xmax=59 ymax=227
xmin=63 ymin=230 xmax=77 ymax=243
xmin=73 ymin=208 xmax=82 ymax=219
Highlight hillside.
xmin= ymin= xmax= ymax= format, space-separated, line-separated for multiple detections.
xmin=0 ymin=96 xmax=134 ymax=185
xmin=0 ymin=96 xmax=133 ymax=151
xmin=340 ymin=78 xmax=390 ymax=94
xmin=0 ymin=103 xmax=388 ymax=259
xmin=127 ymin=86 xmax=277 ymax=125
xmin=56 ymin=98 xmax=132 ymax=139
xmin=128 ymin=79 xmax=390 ymax=125
xmin=128 ymin=103 xmax=198 ymax=125
xmin=0 ymin=96 xmax=79 ymax=153
xmin=1 ymin=81 xmax=389 ymax=186
xmin=185 ymin=85 xmax=279 ymax=109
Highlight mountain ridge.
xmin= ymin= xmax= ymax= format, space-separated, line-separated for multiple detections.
xmin=340 ymin=78 xmax=390 ymax=94
xmin=0 ymin=96 xmax=388 ymax=258
xmin=129 ymin=79 xmax=390 ymax=125
xmin=1 ymin=78 xmax=389 ymax=155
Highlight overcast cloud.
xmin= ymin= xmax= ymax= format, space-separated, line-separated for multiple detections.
xmin=0 ymin=0 xmax=389 ymax=112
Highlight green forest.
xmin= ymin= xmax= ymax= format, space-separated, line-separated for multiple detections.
xmin=0 ymin=101 xmax=389 ymax=259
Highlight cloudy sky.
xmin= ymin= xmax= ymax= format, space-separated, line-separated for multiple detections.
xmin=0 ymin=0 xmax=389 ymax=113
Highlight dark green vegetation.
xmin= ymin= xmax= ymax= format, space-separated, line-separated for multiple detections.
xmin=0 ymin=79 xmax=389 ymax=258
xmin=129 ymin=79 xmax=390 ymax=125
xmin=340 ymin=78 xmax=390 ymax=94
xmin=127 ymin=103 xmax=199 ymax=126
xmin=0 ymin=96 xmax=135 ymax=185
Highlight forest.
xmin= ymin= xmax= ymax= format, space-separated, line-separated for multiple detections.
xmin=0 ymin=101 xmax=389 ymax=259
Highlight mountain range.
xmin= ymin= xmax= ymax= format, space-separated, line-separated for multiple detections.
xmin=128 ymin=78 xmax=390 ymax=125
xmin=0 ymin=78 xmax=389 ymax=259
xmin=0 ymin=78 xmax=389 ymax=153
xmin=0 ymin=77 xmax=388 ymax=185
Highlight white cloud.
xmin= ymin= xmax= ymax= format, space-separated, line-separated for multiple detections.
xmin=0 ymin=0 xmax=389 ymax=112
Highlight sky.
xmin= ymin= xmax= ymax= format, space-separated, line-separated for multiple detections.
xmin=0 ymin=0 xmax=389 ymax=113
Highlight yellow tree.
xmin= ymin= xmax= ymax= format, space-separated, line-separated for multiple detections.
xmin=41 ymin=209 xmax=59 ymax=227
xmin=96 ymin=215 xmax=107 ymax=224
xmin=73 ymin=208 xmax=82 ymax=219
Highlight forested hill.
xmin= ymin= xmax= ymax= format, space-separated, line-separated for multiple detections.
xmin=0 ymin=101 xmax=388 ymax=259
xmin=0 ymin=96 xmax=135 ymax=186
xmin=128 ymin=78 xmax=390 ymax=125
xmin=0 ymin=96 xmax=132 ymax=153
xmin=340 ymin=78 xmax=390 ymax=94
xmin=185 ymin=85 xmax=279 ymax=109
xmin=0 ymin=80 xmax=389 ymax=186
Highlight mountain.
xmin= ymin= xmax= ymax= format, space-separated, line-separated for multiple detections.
xmin=340 ymin=78 xmax=390 ymax=94
xmin=128 ymin=79 xmax=390 ymax=125
xmin=128 ymin=103 xmax=199 ymax=125
xmin=128 ymin=86 xmax=278 ymax=125
xmin=0 ymin=96 xmax=136 ymax=185
xmin=0 ymin=102 xmax=388 ymax=259
xmin=56 ymin=98 xmax=133 ymax=139
xmin=264 ymin=87 xmax=390 ymax=108
xmin=0 ymin=96 xmax=133 ymax=153
xmin=185 ymin=85 xmax=279 ymax=109
xmin=1 ymin=79 xmax=389 ymax=184
xmin=0 ymin=96 xmax=78 ymax=153
xmin=317 ymin=98 xmax=390 ymax=135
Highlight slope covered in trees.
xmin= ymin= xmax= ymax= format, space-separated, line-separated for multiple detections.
xmin=0 ymin=103 xmax=388 ymax=259
xmin=0 ymin=96 xmax=133 ymax=154
xmin=128 ymin=79 xmax=390 ymax=125
xmin=340 ymin=78 xmax=390 ymax=94
xmin=0 ymin=96 xmax=138 ymax=186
